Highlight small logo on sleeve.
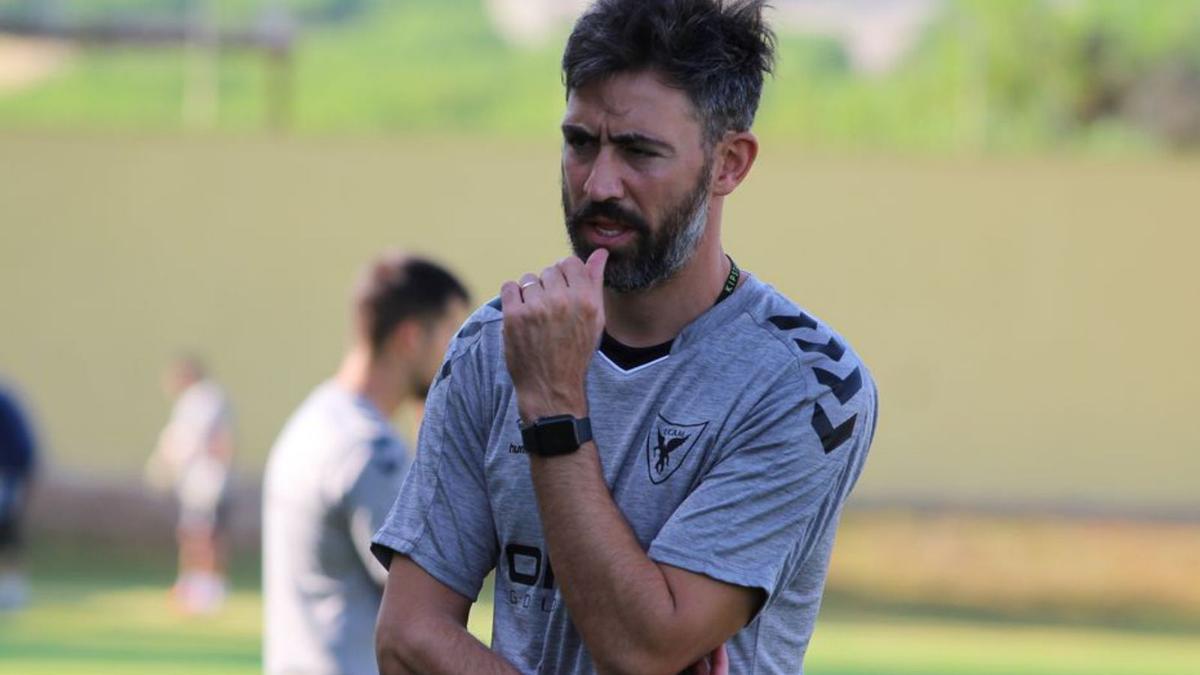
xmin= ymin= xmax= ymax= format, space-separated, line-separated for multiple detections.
xmin=645 ymin=415 xmax=709 ymax=484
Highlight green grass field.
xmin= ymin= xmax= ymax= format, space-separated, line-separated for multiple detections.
xmin=4 ymin=519 xmax=1199 ymax=675
xmin=3 ymin=566 xmax=1198 ymax=674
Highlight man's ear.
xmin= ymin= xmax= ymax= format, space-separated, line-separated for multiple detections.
xmin=710 ymin=131 xmax=758 ymax=197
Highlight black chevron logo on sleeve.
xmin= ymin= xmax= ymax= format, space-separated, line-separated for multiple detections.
xmin=768 ymin=307 xmax=863 ymax=455
xmin=793 ymin=336 xmax=845 ymax=362
xmin=812 ymin=367 xmax=863 ymax=404
xmin=438 ymin=360 xmax=452 ymax=382
xmin=487 ymin=297 xmax=503 ymax=311
xmin=768 ymin=313 xmax=818 ymax=331
xmin=812 ymin=403 xmax=856 ymax=454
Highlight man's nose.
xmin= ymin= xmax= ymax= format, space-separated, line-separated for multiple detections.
xmin=583 ymin=147 xmax=625 ymax=203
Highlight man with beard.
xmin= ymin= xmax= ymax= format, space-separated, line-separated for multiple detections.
xmin=263 ymin=253 xmax=468 ymax=675
xmin=372 ymin=1 xmax=878 ymax=673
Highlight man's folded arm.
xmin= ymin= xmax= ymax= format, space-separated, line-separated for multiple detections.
xmin=375 ymin=554 xmax=519 ymax=675
xmin=528 ymin=440 xmax=761 ymax=675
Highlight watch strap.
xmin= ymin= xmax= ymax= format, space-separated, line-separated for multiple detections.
xmin=519 ymin=415 xmax=592 ymax=456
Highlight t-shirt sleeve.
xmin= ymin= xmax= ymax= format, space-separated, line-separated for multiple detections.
xmin=370 ymin=343 xmax=498 ymax=601
xmin=342 ymin=437 xmax=411 ymax=587
xmin=648 ymin=365 xmax=876 ymax=614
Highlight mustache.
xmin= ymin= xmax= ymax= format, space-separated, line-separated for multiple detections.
xmin=567 ymin=200 xmax=650 ymax=234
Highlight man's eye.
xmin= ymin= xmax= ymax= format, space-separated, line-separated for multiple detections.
xmin=566 ymin=135 xmax=594 ymax=149
xmin=627 ymin=147 xmax=658 ymax=158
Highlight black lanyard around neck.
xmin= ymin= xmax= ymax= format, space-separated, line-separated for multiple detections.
xmin=714 ymin=256 xmax=740 ymax=306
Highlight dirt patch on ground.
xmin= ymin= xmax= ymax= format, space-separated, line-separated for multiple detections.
xmin=26 ymin=468 xmax=261 ymax=550
xmin=829 ymin=510 xmax=1200 ymax=626
xmin=25 ymin=469 xmax=1200 ymax=627
xmin=0 ymin=36 xmax=73 ymax=95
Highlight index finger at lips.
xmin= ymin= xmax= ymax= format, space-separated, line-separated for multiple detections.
xmin=585 ymin=248 xmax=609 ymax=288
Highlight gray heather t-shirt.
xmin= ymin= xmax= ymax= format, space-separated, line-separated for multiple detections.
xmin=372 ymin=273 xmax=877 ymax=674
xmin=264 ymin=383 xmax=411 ymax=675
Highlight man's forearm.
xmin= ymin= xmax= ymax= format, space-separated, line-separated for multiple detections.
xmin=377 ymin=615 xmax=518 ymax=675
xmin=529 ymin=444 xmax=702 ymax=674
xmin=376 ymin=555 xmax=521 ymax=675
xmin=504 ymin=254 xmax=739 ymax=672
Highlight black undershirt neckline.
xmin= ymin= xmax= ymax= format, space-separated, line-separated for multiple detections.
xmin=598 ymin=332 xmax=673 ymax=371
xmin=599 ymin=257 xmax=740 ymax=371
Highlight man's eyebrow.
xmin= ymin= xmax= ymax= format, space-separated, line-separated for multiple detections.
xmin=561 ymin=124 xmax=675 ymax=154
xmin=610 ymin=132 xmax=675 ymax=154
xmin=561 ymin=124 xmax=596 ymax=139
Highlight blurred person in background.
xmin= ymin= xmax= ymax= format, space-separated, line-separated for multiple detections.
xmin=144 ymin=355 xmax=237 ymax=614
xmin=0 ymin=381 xmax=39 ymax=611
xmin=262 ymin=253 xmax=469 ymax=675
xmin=371 ymin=1 xmax=876 ymax=673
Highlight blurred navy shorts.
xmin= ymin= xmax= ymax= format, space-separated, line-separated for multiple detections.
xmin=0 ymin=472 xmax=28 ymax=551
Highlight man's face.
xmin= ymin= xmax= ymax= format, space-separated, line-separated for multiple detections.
xmin=561 ymin=70 xmax=713 ymax=292
xmin=411 ymin=298 xmax=469 ymax=400
xmin=162 ymin=362 xmax=199 ymax=399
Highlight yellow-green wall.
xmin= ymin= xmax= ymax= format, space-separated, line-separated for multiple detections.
xmin=2 ymin=135 xmax=1196 ymax=511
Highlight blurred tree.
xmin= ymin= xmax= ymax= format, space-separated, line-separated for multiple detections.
xmin=917 ymin=0 xmax=1200 ymax=150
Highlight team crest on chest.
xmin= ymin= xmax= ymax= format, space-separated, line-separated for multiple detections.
xmin=645 ymin=414 xmax=709 ymax=484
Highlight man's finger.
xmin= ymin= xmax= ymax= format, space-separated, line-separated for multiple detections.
xmin=710 ymin=643 xmax=729 ymax=675
xmin=559 ymin=255 xmax=588 ymax=289
xmin=500 ymin=281 xmax=523 ymax=311
xmin=585 ymin=248 xmax=609 ymax=287
xmin=518 ymin=273 xmax=543 ymax=303
xmin=540 ymin=264 xmax=567 ymax=293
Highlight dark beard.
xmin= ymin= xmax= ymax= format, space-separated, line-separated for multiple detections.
xmin=563 ymin=159 xmax=712 ymax=293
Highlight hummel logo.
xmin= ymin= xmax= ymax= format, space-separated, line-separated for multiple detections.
xmin=768 ymin=311 xmax=863 ymax=455
xmin=508 ymin=443 xmax=526 ymax=454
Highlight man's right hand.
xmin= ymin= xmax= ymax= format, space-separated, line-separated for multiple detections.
xmin=684 ymin=643 xmax=729 ymax=675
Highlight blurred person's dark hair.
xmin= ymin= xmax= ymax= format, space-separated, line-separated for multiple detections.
xmin=562 ymin=0 xmax=776 ymax=147
xmin=354 ymin=253 xmax=470 ymax=354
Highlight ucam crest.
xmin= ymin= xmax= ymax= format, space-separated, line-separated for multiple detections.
xmin=645 ymin=414 xmax=709 ymax=485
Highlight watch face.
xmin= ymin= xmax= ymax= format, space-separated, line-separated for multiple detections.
xmin=536 ymin=420 xmax=579 ymax=453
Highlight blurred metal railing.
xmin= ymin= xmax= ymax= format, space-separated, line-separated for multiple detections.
xmin=0 ymin=4 xmax=296 ymax=129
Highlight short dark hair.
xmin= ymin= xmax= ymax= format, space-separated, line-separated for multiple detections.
xmin=562 ymin=0 xmax=776 ymax=146
xmin=353 ymin=253 xmax=469 ymax=354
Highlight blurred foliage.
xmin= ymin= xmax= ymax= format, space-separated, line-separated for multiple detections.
xmin=0 ymin=0 xmax=567 ymax=134
xmin=2 ymin=0 xmax=1200 ymax=152
xmin=758 ymin=0 xmax=1200 ymax=152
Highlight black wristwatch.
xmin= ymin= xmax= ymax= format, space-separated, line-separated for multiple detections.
xmin=519 ymin=415 xmax=593 ymax=457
